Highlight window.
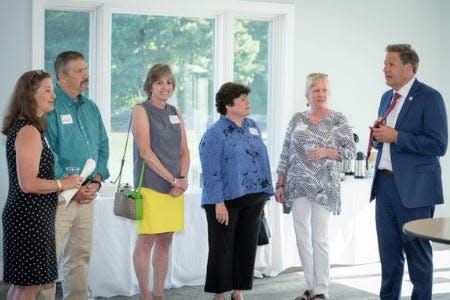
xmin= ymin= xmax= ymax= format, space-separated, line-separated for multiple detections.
xmin=234 ymin=19 xmax=270 ymax=140
xmin=37 ymin=1 xmax=294 ymax=191
xmin=44 ymin=10 xmax=90 ymax=80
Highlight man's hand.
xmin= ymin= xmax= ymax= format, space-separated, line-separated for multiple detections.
xmin=72 ymin=184 xmax=97 ymax=204
xmin=372 ymin=124 xmax=398 ymax=144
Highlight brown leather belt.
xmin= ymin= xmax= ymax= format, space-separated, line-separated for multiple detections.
xmin=381 ymin=169 xmax=394 ymax=176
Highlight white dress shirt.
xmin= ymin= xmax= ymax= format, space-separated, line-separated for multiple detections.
xmin=378 ymin=76 xmax=415 ymax=171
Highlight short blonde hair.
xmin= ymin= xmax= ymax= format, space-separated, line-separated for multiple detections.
xmin=305 ymin=73 xmax=328 ymax=95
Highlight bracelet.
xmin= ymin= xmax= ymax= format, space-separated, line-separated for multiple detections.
xmin=56 ymin=180 xmax=62 ymax=191
xmin=179 ymin=176 xmax=185 ymax=179
xmin=89 ymin=180 xmax=102 ymax=191
xmin=173 ymin=178 xmax=178 ymax=186
xmin=275 ymin=183 xmax=285 ymax=190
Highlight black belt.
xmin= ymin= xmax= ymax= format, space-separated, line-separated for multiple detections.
xmin=380 ymin=169 xmax=394 ymax=176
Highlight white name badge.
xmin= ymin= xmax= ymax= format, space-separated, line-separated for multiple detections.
xmin=169 ymin=115 xmax=180 ymax=124
xmin=249 ymin=127 xmax=259 ymax=135
xmin=295 ymin=122 xmax=308 ymax=131
xmin=60 ymin=114 xmax=73 ymax=125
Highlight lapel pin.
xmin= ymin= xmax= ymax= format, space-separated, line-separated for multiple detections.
xmin=408 ymin=96 xmax=413 ymax=101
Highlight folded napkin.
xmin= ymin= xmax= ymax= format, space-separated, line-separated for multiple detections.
xmin=59 ymin=158 xmax=97 ymax=206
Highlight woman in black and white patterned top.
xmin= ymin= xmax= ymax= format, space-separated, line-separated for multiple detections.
xmin=1 ymin=70 xmax=82 ymax=300
xmin=275 ymin=73 xmax=355 ymax=300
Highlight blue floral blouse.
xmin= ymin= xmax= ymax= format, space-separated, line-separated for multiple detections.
xmin=199 ymin=116 xmax=274 ymax=205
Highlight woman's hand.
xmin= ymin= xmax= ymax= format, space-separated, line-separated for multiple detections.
xmin=275 ymin=187 xmax=285 ymax=203
xmin=215 ymin=203 xmax=229 ymax=226
xmin=60 ymin=175 xmax=83 ymax=190
xmin=169 ymin=186 xmax=185 ymax=197
xmin=307 ymin=147 xmax=340 ymax=161
xmin=173 ymin=177 xmax=188 ymax=191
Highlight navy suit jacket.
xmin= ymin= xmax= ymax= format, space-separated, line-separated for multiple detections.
xmin=370 ymin=79 xmax=448 ymax=208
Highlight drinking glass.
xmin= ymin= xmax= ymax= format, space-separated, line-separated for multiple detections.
xmin=66 ymin=166 xmax=80 ymax=175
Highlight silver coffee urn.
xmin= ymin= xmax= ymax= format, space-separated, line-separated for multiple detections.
xmin=354 ymin=151 xmax=366 ymax=178
xmin=341 ymin=133 xmax=359 ymax=175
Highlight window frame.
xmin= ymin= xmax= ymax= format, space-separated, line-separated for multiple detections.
xmin=32 ymin=0 xmax=294 ymax=171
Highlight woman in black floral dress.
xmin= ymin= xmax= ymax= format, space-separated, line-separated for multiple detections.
xmin=1 ymin=70 xmax=82 ymax=299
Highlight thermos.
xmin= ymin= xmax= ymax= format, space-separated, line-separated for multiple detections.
xmin=342 ymin=159 xmax=355 ymax=175
xmin=354 ymin=151 xmax=366 ymax=178
xmin=340 ymin=132 xmax=360 ymax=175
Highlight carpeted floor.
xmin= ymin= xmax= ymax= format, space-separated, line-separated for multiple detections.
xmin=93 ymin=244 xmax=450 ymax=299
xmin=1 ymin=245 xmax=449 ymax=299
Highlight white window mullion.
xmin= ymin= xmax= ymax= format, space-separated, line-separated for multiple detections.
xmin=214 ymin=12 xmax=234 ymax=95
xmin=32 ymin=0 xmax=45 ymax=68
xmin=268 ymin=12 xmax=295 ymax=166
xmin=92 ymin=4 xmax=112 ymax=131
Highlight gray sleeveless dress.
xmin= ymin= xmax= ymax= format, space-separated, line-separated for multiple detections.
xmin=133 ymin=101 xmax=184 ymax=233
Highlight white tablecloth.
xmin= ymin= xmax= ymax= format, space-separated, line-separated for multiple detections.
xmin=88 ymin=178 xmax=378 ymax=297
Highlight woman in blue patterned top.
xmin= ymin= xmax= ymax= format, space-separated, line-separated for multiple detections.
xmin=199 ymin=82 xmax=274 ymax=300
xmin=275 ymin=73 xmax=355 ymax=300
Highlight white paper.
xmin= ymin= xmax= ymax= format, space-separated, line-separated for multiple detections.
xmin=58 ymin=158 xmax=97 ymax=206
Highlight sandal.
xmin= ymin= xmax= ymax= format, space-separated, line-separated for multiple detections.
xmin=294 ymin=289 xmax=313 ymax=300
xmin=231 ymin=291 xmax=244 ymax=300
xmin=312 ymin=294 xmax=328 ymax=300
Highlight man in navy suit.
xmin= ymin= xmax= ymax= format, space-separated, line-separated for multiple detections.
xmin=369 ymin=44 xmax=448 ymax=300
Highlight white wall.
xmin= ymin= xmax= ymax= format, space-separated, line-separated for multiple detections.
xmin=0 ymin=0 xmax=449 ymax=278
xmin=293 ymin=0 xmax=449 ymax=215
xmin=0 ymin=0 xmax=33 ymax=277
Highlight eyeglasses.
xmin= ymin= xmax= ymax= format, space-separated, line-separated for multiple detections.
xmin=32 ymin=69 xmax=44 ymax=77
xmin=30 ymin=69 xmax=46 ymax=83
xmin=307 ymin=72 xmax=328 ymax=79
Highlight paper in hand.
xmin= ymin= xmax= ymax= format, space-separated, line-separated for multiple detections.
xmin=58 ymin=158 xmax=97 ymax=206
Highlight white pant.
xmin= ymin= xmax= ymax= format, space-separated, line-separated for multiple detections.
xmin=292 ymin=197 xmax=331 ymax=296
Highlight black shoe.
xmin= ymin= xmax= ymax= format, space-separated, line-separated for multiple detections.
xmin=295 ymin=290 xmax=313 ymax=300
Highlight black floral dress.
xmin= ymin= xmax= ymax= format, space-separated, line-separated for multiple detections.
xmin=2 ymin=120 xmax=58 ymax=285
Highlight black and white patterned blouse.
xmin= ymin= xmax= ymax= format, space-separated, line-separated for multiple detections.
xmin=276 ymin=111 xmax=356 ymax=215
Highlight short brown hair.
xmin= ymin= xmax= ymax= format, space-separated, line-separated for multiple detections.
xmin=386 ymin=44 xmax=419 ymax=74
xmin=2 ymin=70 xmax=52 ymax=135
xmin=54 ymin=51 xmax=85 ymax=80
xmin=215 ymin=82 xmax=251 ymax=115
xmin=143 ymin=64 xmax=176 ymax=97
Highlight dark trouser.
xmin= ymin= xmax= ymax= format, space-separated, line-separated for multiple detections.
xmin=375 ymin=171 xmax=435 ymax=300
xmin=203 ymin=193 xmax=266 ymax=293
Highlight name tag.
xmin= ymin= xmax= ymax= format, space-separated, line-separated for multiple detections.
xmin=248 ymin=127 xmax=259 ymax=135
xmin=169 ymin=115 xmax=180 ymax=124
xmin=60 ymin=114 xmax=73 ymax=125
xmin=295 ymin=122 xmax=308 ymax=131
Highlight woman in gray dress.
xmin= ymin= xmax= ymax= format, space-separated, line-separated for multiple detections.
xmin=131 ymin=64 xmax=189 ymax=300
